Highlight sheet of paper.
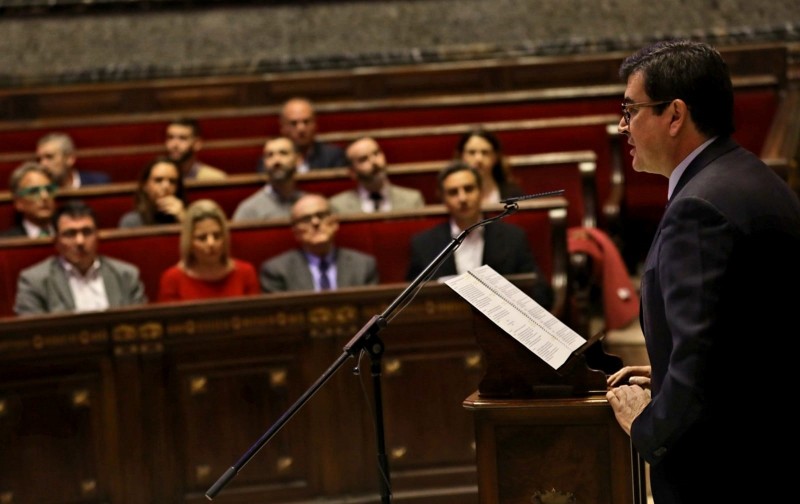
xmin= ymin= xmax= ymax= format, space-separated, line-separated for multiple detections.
xmin=445 ymin=265 xmax=586 ymax=369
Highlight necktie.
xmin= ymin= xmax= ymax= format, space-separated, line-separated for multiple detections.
xmin=369 ymin=192 xmax=382 ymax=212
xmin=318 ymin=259 xmax=331 ymax=291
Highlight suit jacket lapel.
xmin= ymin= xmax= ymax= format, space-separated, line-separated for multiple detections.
xmin=295 ymin=251 xmax=316 ymax=290
xmin=50 ymin=259 xmax=76 ymax=310
xmin=99 ymin=260 xmax=123 ymax=307
xmin=435 ymin=223 xmax=458 ymax=277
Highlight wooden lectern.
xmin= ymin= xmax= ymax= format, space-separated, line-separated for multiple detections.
xmin=463 ymin=310 xmax=647 ymax=504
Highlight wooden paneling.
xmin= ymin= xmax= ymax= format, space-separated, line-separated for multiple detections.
xmin=0 ymin=43 xmax=786 ymax=122
xmin=0 ymin=277 xmax=545 ymax=504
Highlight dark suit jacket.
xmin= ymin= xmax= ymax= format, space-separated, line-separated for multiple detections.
xmin=0 ymin=224 xmax=28 ymax=238
xmin=256 ymin=141 xmax=347 ymax=173
xmin=406 ymin=220 xmax=553 ymax=310
xmin=306 ymin=141 xmax=347 ymax=169
xmin=260 ymin=247 xmax=378 ymax=292
xmin=633 ymin=137 xmax=800 ymax=503
xmin=79 ymin=170 xmax=111 ymax=185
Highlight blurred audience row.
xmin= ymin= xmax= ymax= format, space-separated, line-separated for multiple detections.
xmin=4 ymin=97 xmax=553 ymax=318
xmin=11 ymin=162 xmax=553 ymax=317
xmin=3 ymin=97 xmax=524 ymax=236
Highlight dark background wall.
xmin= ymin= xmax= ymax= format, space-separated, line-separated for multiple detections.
xmin=1 ymin=0 xmax=798 ymax=87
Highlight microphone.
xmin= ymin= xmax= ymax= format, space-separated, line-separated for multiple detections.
xmin=501 ymin=189 xmax=565 ymax=205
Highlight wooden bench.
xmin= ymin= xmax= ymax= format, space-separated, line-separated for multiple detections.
xmin=0 ymin=198 xmax=570 ymax=321
xmin=0 ymin=76 xmax=778 ymax=180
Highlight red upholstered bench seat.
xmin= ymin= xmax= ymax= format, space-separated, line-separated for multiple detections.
xmin=0 ymin=200 xmax=566 ymax=318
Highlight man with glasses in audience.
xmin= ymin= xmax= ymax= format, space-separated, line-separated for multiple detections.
xmin=1 ymin=162 xmax=58 ymax=238
xmin=259 ymin=193 xmax=378 ymax=292
xmin=14 ymin=200 xmax=147 ymax=315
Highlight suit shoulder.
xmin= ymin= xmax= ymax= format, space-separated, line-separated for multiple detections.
xmin=19 ymin=256 xmax=57 ymax=277
xmin=101 ymin=255 xmax=141 ymax=274
xmin=262 ymin=249 xmax=303 ymax=267
xmin=339 ymin=247 xmax=377 ymax=261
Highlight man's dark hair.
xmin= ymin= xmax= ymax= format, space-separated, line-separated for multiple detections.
xmin=169 ymin=117 xmax=202 ymax=137
xmin=52 ymin=199 xmax=97 ymax=231
xmin=437 ymin=160 xmax=483 ymax=196
xmin=619 ymin=39 xmax=735 ymax=138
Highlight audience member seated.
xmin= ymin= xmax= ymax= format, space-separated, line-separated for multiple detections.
xmin=260 ymin=193 xmax=378 ymax=292
xmin=157 ymin=199 xmax=259 ymax=302
xmin=406 ymin=161 xmax=552 ymax=309
xmin=268 ymin=97 xmax=347 ymax=173
xmin=165 ymin=117 xmax=227 ymax=181
xmin=233 ymin=136 xmax=305 ymax=221
xmin=330 ymin=136 xmax=425 ymax=213
xmin=36 ymin=132 xmax=111 ymax=188
xmin=455 ymin=128 xmax=524 ymax=204
xmin=14 ymin=200 xmax=147 ymax=316
xmin=119 ymin=157 xmax=187 ymax=228
xmin=1 ymin=162 xmax=57 ymax=238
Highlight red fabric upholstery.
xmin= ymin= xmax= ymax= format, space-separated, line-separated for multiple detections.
xmin=0 ymin=208 xmax=556 ymax=318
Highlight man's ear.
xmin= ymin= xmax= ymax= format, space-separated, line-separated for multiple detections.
xmin=668 ymin=99 xmax=689 ymax=137
xmin=329 ymin=215 xmax=340 ymax=234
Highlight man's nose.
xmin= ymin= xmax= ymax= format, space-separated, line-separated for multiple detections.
xmin=617 ymin=116 xmax=629 ymax=136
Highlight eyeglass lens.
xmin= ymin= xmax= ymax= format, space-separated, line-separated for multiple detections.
xmin=17 ymin=184 xmax=58 ymax=198
xmin=294 ymin=211 xmax=331 ymax=225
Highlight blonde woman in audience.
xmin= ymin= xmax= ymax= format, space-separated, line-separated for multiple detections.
xmin=454 ymin=128 xmax=524 ymax=204
xmin=119 ymin=156 xmax=187 ymax=227
xmin=157 ymin=199 xmax=259 ymax=302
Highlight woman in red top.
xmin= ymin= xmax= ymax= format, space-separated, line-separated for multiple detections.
xmin=158 ymin=199 xmax=259 ymax=302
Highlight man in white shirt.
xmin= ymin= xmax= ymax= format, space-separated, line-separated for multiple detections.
xmin=14 ymin=200 xmax=147 ymax=315
xmin=405 ymin=161 xmax=553 ymax=309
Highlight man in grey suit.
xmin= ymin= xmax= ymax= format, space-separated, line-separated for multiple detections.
xmin=260 ymin=193 xmax=378 ymax=292
xmin=14 ymin=200 xmax=147 ymax=316
xmin=330 ymin=136 xmax=425 ymax=214
xmin=233 ymin=136 xmax=305 ymax=221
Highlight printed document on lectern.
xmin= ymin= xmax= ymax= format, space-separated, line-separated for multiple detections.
xmin=445 ymin=265 xmax=586 ymax=369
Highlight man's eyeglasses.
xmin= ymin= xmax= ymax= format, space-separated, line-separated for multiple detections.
xmin=59 ymin=227 xmax=96 ymax=239
xmin=292 ymin=210 xmax=332 ymax=225
xmin=621 ymin=100 xmax=674 ymax=126
xmin=15 ymin=183 xmax=58 ymax=199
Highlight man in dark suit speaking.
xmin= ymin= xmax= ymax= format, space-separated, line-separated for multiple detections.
xmin=405 ymin=161 xmax=552 ymax=310
xmin=606 ymin=40 xmax=800 ymax=504
xmin=260 ymin=193 xmax=378 ymax=292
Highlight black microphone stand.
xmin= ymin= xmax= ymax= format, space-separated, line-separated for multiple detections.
xmin=205 ymin=202 xmax=522 ymax=502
